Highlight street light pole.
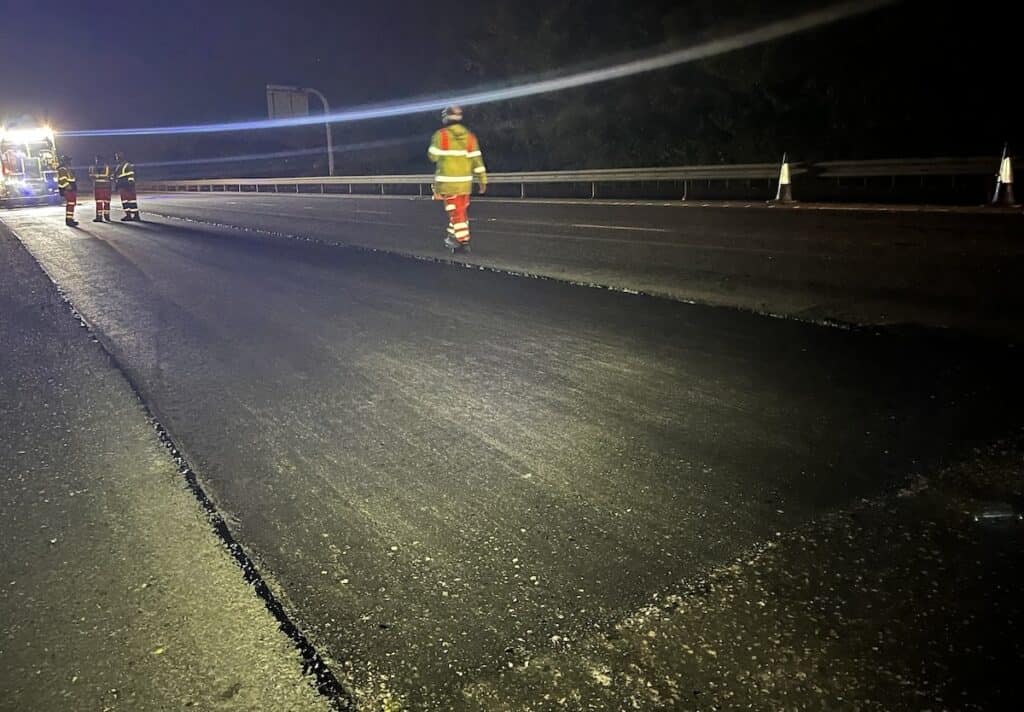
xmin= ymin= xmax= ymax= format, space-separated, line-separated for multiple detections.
xmin=266 ymin=84 xmax=335 ymax=177
xmin=303 ymin=87 xmax=335 ymax=177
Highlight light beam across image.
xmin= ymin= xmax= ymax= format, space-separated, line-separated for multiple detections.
xmin=60 ymin=0 xmax=897 ymax=138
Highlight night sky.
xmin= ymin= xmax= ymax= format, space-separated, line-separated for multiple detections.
xmin=1 ymin=1 xmax=447 ymax=168
xmin=2 ymin=2 xmax=437 ymax=129
xmin=1 ymin=1 xmax=1017 ymax=174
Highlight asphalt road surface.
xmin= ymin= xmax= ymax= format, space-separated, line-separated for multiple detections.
xmin=138 ymin=192 xmax=1024 ymax=339
xmin=0 ymin=223 xmax=329 ymax=711
xmin=3 ymin=202 xmax=1021 ymax=708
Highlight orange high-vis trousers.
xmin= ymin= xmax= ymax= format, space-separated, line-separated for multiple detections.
xmin=64 ymin=189 xmax=77 ymax=221
xmin=443 ymin=194 xmax=471 ymax=244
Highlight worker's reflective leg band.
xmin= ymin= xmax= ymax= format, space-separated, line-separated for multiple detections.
xmin=448 ymin=195 xmax=471 ymax=243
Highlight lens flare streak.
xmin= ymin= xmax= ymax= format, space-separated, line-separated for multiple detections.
xmin=60 ymin=1 xmax=894 ymax=138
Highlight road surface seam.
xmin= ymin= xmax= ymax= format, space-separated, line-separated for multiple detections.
xmin=145 ymin=210 xmax=860 ymax=335
xmin=3 ymin=224 xmax=357 ymax=712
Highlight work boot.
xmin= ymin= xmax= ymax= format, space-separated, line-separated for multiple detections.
xmin=93 ymin=217 xmax=104 ymax=223
xmin=66 ymin=219 xmax=79 ymax=227
xmin=121 ymin=215 xmax=133 ymax=222
xmin=103 ymin=214 xmax=111 ymax=222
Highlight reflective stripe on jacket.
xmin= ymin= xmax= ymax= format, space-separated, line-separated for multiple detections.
xmin=115 ymin=161 xmax=135 ymax=184
xmin=90 ymin=164 xmax=112 ymax=185
xmin=57 ymin=166 xmax=77 ymax=190
xmin=428 ymin=123 xmax=486 ymax=196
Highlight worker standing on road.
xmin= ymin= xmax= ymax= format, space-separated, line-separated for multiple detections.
xmin=113 ymin=151 xmax=140 ymax=221
xmin=56 ymin=155 xmax=78 ymax=227
xmin=428 ymin=106 xmax=486 ymax=251
xmin=89 ymin=154 xmax=112 ymax=222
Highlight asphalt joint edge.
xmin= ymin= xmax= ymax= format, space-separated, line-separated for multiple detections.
xmin=146 ymin=210 xmax=863 ymax=333
xmin=13 ymin=234 xmax=357 ymax=711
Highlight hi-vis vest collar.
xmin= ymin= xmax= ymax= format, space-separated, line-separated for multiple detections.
xmin=428 ymin=127 xmax=482 ymax=159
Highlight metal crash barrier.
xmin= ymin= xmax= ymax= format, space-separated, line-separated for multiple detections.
xmin=139 ymin=155 xmax=1012 ymax=204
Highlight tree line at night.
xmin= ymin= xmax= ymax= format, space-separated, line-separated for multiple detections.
xmin=153 ymin=0 xmax=1014 ymax=178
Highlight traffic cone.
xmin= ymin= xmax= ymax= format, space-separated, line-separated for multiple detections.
xmin=991 ymin=144 xmax=1019 ymax=207
xmin=774 ymin=153 xmax=794 ymax=203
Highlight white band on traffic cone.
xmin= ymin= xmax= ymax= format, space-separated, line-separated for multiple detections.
xmin=999 ymin=155 xmax=1013 ymax=185
xmin=992 ymin=150 xmax=1019 ymax=207
xmin=775 ymin=154 xmax=794 ymax=203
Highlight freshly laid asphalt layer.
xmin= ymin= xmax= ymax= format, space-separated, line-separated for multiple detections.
xmin=2 ymin=201 xmax=1022 ymax=709
xmin=139 ymin=192 xmax=1024 ymax=339
xmin=0 ymin=227 xmax=330 ymax=711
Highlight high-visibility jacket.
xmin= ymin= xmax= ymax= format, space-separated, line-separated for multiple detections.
xmin=114 ymin=161 xmax=135 ymax=188
xmin=90 ymin=163 xmax=112 ymax=187
xmin=428 ymin=123 xmax=486 ymax=197
xmin=57 ymin=165 xmax=77 ymax=191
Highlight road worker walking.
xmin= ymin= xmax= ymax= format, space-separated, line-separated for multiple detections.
xmin=428 ymin=106 xmax=486 ymax=252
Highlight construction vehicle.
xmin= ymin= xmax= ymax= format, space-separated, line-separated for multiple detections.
xmin=1 ymin=125 xmax=61 ymax=208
